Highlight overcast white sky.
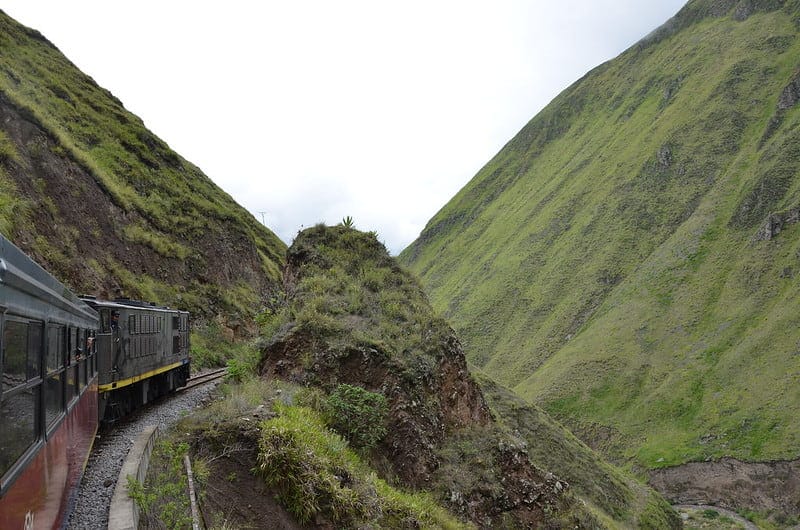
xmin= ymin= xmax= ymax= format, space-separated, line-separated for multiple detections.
xmin=5 ymin=1 xmax=686 ymax=254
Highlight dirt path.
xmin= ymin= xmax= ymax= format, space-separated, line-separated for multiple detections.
xmin=675 ymin=505 xmax=757 ymax=530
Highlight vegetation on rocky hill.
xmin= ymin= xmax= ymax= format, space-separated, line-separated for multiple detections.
xmin=251 ymin=224 xmax=678 ymax=528
xmin=0 ymin=10 xmax=285 ymax=323
xmin=401 ymin=0 xmax=800 ymax=470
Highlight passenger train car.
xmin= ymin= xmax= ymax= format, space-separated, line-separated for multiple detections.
xmin=0 ymin=235 xmax=99 ymax=530
xmin=0 ymin=235 xmax=191 ymax=528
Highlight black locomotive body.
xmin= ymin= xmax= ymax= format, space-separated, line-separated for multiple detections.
xmin=81 ymin=298 xmax=190 ymax=421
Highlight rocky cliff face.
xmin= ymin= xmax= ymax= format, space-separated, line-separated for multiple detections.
xmin=0 ymin=11 xmax=285 ymax=323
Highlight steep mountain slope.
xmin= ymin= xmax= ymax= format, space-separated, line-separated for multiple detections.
xmin=256 ymin=225 xmax=679 ymax=528
xmin=401 ymin=0 xmax=800 ymax=470
xmin=0 ymin=11 xmax=285 ymax=322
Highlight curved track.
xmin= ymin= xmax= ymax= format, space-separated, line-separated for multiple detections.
xmin=182 ymin=368 xmax=227 ymax=391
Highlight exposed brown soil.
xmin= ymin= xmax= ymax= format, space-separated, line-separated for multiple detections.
xmin=190 ymin=416 xmax=309 ymax=530
xmin=648 ymin=457 xmax=800 ymax=517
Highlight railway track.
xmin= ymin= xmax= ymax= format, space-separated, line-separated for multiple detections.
xmin=182 ymin=367 xmax=228 ymax=390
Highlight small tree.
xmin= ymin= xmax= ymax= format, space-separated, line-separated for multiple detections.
xmin=325 ymin=384 xmax=387 ymax=449
xmin=341 ymin=215 xmax=354 ymax=228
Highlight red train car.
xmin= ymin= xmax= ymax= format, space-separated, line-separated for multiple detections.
xmin=0 ymin=235 xmax=99 ymax=529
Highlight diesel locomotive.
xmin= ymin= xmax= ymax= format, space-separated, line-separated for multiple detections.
xmin=81 ymin=297 xmax=190 ymax=421
xmin=0 ymin=234 xmax=191 ymax=529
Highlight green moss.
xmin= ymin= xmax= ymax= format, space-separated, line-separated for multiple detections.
xmin=0 ymin=171 xmax=29 ymax=236
xmin=122 ymin=223 xmax=191 ymax=259
xmin=0 ymin=129 xmax=19 ymax=164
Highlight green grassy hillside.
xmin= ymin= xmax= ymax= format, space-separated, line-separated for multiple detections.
xmin=401 ymin=0 xmax=800 ymax=469
xmin=0 ymin=10 xmax=285 ymax=322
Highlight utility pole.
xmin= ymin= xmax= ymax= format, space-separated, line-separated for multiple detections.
xmin=258 ymin=211 xmax=267 ymax=226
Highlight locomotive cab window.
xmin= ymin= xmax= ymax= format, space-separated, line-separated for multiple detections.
xmin=100 ymin=309 xmax=110 ymax=333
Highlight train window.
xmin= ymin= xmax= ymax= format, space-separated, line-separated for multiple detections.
xmin=47 ymin=324 xmax=65 ymax=372
xmin=76 ymin=328 xmax=84 ymax=362
xmin=65 ymin=367 xmax=76 ymax=401
xmin=129 ymin=315 xmax=137 ymax=335
xmin=78 ymin=361 xmax=86 ymax=392
xmin=0 ymin=386 xmax=38 ymax=478
xmin=67 ymin=327 xmax=77 ymax=365
xmin=27 ymin=323 xmax=42 ymax=380
xmin=172 ymin=315 xmax=179 ymax=329
xmin=44 ymin=373 xmax=64 ymax=427
xmin=2 ymin=320 xmax=28 ymax=392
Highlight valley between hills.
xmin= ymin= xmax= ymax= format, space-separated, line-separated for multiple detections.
xmin=2 ymin=0 xmax=800 ymax=528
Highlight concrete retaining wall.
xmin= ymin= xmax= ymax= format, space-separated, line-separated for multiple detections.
xmin=108 ymin=425 xmax=159 ymax=530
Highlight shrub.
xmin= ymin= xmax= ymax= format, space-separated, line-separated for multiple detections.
xmin=325 ymin=384 xmax=388 ymax=450
xmin=226 ymin=345 xmax=261 ymax=382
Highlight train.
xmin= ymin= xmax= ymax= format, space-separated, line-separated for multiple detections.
xmin=0 ymin=234 xmax=191 ymax=529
